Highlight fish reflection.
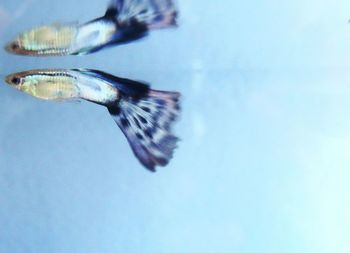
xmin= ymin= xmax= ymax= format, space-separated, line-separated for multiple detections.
xmin=5 ymin=0 xmax=178 ymax=56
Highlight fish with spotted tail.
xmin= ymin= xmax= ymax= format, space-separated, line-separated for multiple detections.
xmin=5 ymin=69 xmax=181 ymax=171
xmin=5 ymin=0 xmax=178 ymax=56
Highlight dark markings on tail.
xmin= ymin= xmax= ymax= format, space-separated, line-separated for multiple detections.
xmin=108 ymin=0 xmax=178 ymax=30
xmin=108 ymin=89 xmax=181 ymax=171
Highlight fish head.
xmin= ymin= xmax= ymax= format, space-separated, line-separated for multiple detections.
xmin=5 ymin=71 xmax=36 ymax=95
xmin=5 ymin=72 xmax=25 ymax=89
xmin=5 ymin=39 xmax=21 ymax=53
xmin=5 ymin=30 xmax=42 ymax=55
xmin=4 ymin=35 xmax=34 ymax=55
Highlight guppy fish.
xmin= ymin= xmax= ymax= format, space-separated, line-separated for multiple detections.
xmin=5 ymin=69 xmax=181 ymax=171
xmin=5 ymin=0 xmax=177 ymax=56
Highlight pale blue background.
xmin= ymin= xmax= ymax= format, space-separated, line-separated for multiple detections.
xmin=1 ymin=0 xmax=350 ymax=252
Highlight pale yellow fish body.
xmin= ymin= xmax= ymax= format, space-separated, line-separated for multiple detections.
xmin=6 ymin=20 xmax=117 ymax=56
xmin=25 ymin=25 xmax=76 ymax=48
xmin=5 ymin=69 xmax=119 ymax=104
xmin=12 ymin=25 xmax=78 ymax=56
xmin=25 ymin=75 xmax=80 ymax=100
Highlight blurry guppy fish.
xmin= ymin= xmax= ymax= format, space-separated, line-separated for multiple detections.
xmin=5 ymin=0 xmax=178 ymax=56
xmin=5 ymin=69 xmax=181 ymax=171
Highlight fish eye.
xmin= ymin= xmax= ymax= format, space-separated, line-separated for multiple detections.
xmin=11 ymin=43 xmax=19 ymax=50
xmin=11 ymin=77 xmax=21 ymax=85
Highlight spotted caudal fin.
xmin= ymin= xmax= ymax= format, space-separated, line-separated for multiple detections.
xmin=108 ymin=89 xmax=181 ymax=172
xmin=107 ymin=0 xmax=178 ymax=30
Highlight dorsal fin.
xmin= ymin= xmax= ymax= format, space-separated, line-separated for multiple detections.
xmin=104 ymin=4 xmax=119 ymax=18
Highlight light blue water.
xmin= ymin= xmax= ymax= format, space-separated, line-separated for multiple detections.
xmin=1 ymin=0 xmax=350 ymax=252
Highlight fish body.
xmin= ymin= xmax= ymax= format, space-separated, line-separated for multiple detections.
xmin=6 ymin=69 xmax=119 ymax=103
xmin=5 ymin=69 xmax=181 ymax=171
xmin=5 ymin=0 xmax=178 ymax=56
xmin=6 ymin=25 xmax=79 ymax=56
